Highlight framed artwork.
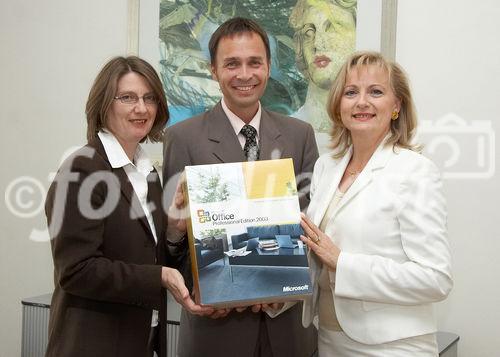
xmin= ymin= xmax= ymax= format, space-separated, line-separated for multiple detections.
xmin=129 ymin=0 xmax=397 ymax=152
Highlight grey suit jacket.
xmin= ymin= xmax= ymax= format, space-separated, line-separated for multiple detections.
xmin=163 ymin=103 xmax=319 ymax=357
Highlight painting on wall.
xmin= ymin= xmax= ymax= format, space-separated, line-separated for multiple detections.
xmin=157 ymin=0 xmax=356 ymax=132
xmin=134 ymin=0 xmax=395 ymax=151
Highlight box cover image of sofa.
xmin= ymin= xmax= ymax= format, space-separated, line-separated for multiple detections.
xmin=183 ymin=159 xmax=312 ymax=308
xmin=195 ymin=235 xmax=225 ymax=269
xmin=231 ymin=223 xmax=304 ymax=250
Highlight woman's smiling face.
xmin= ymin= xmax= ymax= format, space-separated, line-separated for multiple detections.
xmin=106 ymin=72 xmax=157 ymax=154
xmin=340 ymin=65 xmax=401 ymax=142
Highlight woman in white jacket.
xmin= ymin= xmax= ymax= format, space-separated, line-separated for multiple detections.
xmin=300 ymin=51 xmax=453 ymax=356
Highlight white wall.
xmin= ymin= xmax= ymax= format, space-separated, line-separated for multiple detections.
xmin=1 ymin=1 xmax=498 ymax=356
xmin=0 ymin=1 xmax=128 ymax=356
xmin=396 ymin=1 xmax=500 ymax=356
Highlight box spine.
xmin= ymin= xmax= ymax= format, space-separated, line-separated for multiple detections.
xmin=182 ymin=176 xmax=202 ymax=304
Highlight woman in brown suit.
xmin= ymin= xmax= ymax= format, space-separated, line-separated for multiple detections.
xmin=45 ymin=56 xmax=212 ymax=357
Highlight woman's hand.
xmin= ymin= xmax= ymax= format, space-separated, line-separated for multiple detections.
xmin=161 ymin=267 xmax=214 ymax=316
xmin=300 ymin=213 xmax=341 ymax=271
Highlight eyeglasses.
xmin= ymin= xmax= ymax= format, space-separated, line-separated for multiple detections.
xmin=114 ymin=93 xmax=159 ymax=106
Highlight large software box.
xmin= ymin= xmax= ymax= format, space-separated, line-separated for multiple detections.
xmin=183 ymin=158 xmax=312 ymax=307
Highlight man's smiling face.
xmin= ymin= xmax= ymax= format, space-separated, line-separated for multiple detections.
xmin=211 ymin=31 xmax=270 ymax=121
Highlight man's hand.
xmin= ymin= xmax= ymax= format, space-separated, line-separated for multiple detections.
xmin=210 ymin=302 xmax=285 ymax=317
xmin=161 ymin=267 xmax=213 ymax=316
xmin=234 ymin=303 xmax=285 ymax=313
xmin=207 ymin=308 xmax=232 ymax=319
xmin=166 ymin=180 xmax=188 ymax=241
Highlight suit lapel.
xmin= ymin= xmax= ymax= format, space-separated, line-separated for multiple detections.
xmin=259 ymin=109 xmax=284 ymax=160
xmin=148 ymin=169 xmax=164 ymax=241
xmin=326 ymin=144 xmax=394 ymax=221
xmin=93 ymin=138 xmax=157 ymax=243
xmin=330 ymin=165 xmax=372 ymax=219
xmin=206 ymin=104 xmax=286 ymax=162
xmin=207 ymin=103 xmax=246 ymax=163
xmin=114 ymin=168 xmax=157 ymax=244
xmin=312 ymin=150 xmax=351 ymax=225
xmin=113 ymin=167 xmax=134 ymax=205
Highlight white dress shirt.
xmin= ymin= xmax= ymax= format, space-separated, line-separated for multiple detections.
xmin=221 ymin=97 xmax=261 ymax=148
xmin=98 ymin=130 xmax=159 ymax=326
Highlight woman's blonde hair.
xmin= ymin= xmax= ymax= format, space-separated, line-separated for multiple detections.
xmin=327 ymin=51 xmax=419 ymax=158
xmin=85 ymin=56 xmax=169 ymax=143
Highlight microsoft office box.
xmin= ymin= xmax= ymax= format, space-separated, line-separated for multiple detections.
xmin=183 ymin=158 xmax=312 ymax=308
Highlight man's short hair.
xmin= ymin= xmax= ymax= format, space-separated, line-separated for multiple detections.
xmin=208 ymin=17 xmax=271 ymax=64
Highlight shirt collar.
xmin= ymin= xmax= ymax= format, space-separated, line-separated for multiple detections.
xmin=221 ymin=97 xmax=261 ymax=137
xmin=98 ymin=130 xmax=153 ymax=175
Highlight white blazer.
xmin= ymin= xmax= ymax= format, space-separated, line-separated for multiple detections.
xmin=302 ymin=143 xmax=453 ymax=345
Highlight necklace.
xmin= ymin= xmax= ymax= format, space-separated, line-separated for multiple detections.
xmin=346 ymin=162 xmax=364 ymax=176
xmin=347 ymin=157 xmax=367 ymax=177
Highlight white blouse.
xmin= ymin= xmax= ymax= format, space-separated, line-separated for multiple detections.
xmin=317 ymin=189 xmax=344 ymax=331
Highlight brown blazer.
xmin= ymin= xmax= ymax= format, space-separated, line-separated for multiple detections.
xmin=45 ymin=138 xmax=168 ymax=357
xmin=163 ymin=103 xmax=319 ymax=357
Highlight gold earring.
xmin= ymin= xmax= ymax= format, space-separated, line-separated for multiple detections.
xmin=391 ymin=111 xmax=399 ymax=120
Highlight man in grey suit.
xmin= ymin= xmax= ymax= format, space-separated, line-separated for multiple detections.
xmin=163 ymin=17 xmax=319 ymax=357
